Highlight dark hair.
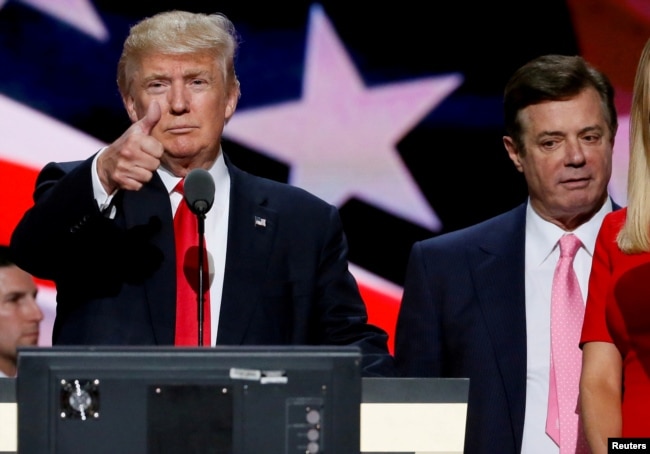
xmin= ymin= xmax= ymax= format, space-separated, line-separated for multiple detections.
xmin=0 ymin=245 xmax=14 ymax=267
xmin=503 ymin=54 xmax=618 ymax=153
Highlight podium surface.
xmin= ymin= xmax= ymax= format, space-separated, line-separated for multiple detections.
xmin=0 ymin=378 xmax=16 ymax=454
xmin=361 ymin=377 xmax=469 ymax=454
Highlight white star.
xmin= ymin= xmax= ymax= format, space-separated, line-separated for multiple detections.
xmin=223 ymin=4 xmax=463 ymax=230
xmin=0 ymin=93 xmax=105 ymax=167
xmin=1 ymin=0 xmax=108 ymax=41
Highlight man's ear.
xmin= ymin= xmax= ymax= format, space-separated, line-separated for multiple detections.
xmin=124 ymin=96 xmax=139 ymax=123
xmin=224 ymin=85 xmax=240 ymax=123
xmin=503 ymin=136 xmax=524 ymax=173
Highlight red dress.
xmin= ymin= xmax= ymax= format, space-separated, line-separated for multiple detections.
xmin=581 ymin=207 xmax=650 ymax=435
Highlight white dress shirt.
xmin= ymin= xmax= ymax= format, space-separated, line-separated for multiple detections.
xmin=520 ymin=197 xmax=612 ymax=453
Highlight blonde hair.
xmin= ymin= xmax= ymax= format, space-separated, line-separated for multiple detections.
xmin=618 ymin=37 xmax=650 ymax=253
xmin=116 ymin=10 xmax=240 ymax=98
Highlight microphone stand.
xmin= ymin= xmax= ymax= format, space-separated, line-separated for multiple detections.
xmin=197 ymin=211 xmax=207 ymax=347
xmin=183 ymin=167 xmax=215 ymax=347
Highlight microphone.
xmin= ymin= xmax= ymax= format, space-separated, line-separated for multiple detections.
xmin=183 ymin=168 xmax=215 ymax=216
xmin=182 ymin=168 xmax=214 ymax=346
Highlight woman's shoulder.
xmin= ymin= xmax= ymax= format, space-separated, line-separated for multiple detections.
xmin=597 ymin=207 xmax=627 ymax=243
xmin=604 ymin=206 xmax=627 ymax=224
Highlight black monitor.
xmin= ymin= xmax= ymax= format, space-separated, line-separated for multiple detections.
xmin=16 ymin=345 xmax=361 ymax=454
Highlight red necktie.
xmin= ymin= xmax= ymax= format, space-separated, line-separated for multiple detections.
xmin=546 ymin=233 xmax=588 ymax=453
xmin=173 ymin=179 xmax=211 ymax=346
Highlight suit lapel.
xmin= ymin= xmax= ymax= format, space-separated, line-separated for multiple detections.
xmin=122 ymin=175 xmax=177 ymax=344
xmin=469 ymin=204 xmax=528 ymax=448
xmin=217 ymin=161 xmax=278 ymax=344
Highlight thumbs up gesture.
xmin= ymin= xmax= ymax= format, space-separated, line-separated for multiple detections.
xmin=97 ymin=101 xmax=164 ymax=194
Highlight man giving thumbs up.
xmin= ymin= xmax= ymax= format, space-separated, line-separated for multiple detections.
xmin=9 ymin=10 xmax=395 ymax=377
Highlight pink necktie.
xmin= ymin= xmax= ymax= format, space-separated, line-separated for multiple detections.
xmin=173 ymin=179 xmax=211 ymax=346
xmin=547 ymin=233 xmax=588 ymax=453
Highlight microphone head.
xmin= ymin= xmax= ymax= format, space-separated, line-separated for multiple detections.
xmin=183 ymin=168 xmax=215 ymax=215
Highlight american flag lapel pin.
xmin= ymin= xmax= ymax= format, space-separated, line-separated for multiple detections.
xmin=255 ymin=216 xmax=267 ymax=228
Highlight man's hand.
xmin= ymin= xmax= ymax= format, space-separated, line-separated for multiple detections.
xmin=97 ymin=101 xmax=164 ymax=194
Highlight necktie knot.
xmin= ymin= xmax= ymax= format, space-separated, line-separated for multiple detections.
xmin=559 ymin=233 xmax=581 ymax=259
xmin=174 ymin=179 xmax=184 ymax=195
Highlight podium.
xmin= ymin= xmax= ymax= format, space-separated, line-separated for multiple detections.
xmin=0 ymin=378 xmax=16 ymax=454
xmin=15 ymin=346 xmax=362 ymax=454
xmin=361 ymin=377 xmax=469 ymax=454
xmin=8 ymin=348 xmax=470 ymax=453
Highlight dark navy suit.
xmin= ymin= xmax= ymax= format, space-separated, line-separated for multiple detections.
xmin=11 ymin=151 xmax=395 ymax=376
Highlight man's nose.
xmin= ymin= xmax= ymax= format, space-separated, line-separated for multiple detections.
xmin=168 ymin=84 xmax=190 ymax=113
xmin=565 ymin=139 xmax=587 ymax=165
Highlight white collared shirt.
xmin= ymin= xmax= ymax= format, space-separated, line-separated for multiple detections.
xmin=520 ymin=197 xmax=612 ymax=453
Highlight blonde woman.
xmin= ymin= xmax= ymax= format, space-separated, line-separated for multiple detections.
xmin=580 ymin=37 xmax=650 ymax=452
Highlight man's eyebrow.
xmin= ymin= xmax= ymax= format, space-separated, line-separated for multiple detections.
xmin=535 ymin=130 xmax=566 ymax=139
xmin=1 ymin=291 xmax=24 ymax=302
xmin=535 ymin=124 xmax=604 ymax=139
xmin=577 ymin=125 xmax=604 ymax=135
xmin=142 ymin=69 xmax=210 ymax=83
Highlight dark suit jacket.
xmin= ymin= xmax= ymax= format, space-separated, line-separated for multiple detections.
xmin=393 ymin=200 xmax=618 ymax=453
xmin=10 ymin=151 xmax=395 ymax=376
